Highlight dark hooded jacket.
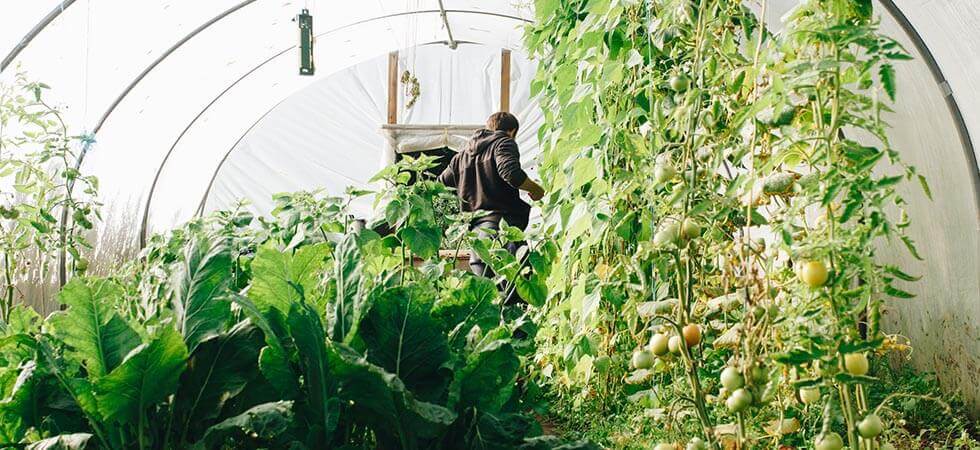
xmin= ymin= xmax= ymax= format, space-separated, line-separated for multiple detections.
xmin=438 ymin=129 xmax=531 ymax=230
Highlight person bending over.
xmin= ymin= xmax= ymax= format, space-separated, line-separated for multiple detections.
xmin=437 ymin=112 xmax=544 ymax=297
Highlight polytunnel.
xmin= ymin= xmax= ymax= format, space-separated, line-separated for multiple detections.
xmin=1 ymin=0 xmax=979 ymax=433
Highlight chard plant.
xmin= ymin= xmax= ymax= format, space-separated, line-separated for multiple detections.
xmin=0 ymin=155 xmax=596 ymax=450
xmin=525 ymin=0 xmax=930 ymax=448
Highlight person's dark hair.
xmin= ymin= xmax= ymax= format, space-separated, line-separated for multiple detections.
xmin=487 ymin=112 xmax=519 ymax=134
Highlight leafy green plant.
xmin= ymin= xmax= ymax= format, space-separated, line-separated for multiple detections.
xmin=0 ymin=155 xmax=596 ymax=450
xmin=0 ymin=74 xmax=99 ymax=319
xmin=524 ymin=0 xmax=943 ymax=448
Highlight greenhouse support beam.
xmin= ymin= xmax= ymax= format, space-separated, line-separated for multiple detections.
xmin=138 ymin=46 xmax=294 ymax=248
xmin=1 ymin=0 xmax=78 ymax=73
xmin=437 ymin=0 xmax=458 ymax=50
xmin=91 ymin=0 xmax=260 ymax=134
xmin=878 ymin=0 xmax=980 ymax=211
xmin=58 ymin=0 xmax=261 ymax=281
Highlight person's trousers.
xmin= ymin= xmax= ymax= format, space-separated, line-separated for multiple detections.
xmin=468 ymin=220 xmax=525 ymax=305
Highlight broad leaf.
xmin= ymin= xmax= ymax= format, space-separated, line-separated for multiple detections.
xmin=172 ymin=236 xmax=233 ymax=352
xmin=200 ymin=401 xmax=295 ymax=449
xmin=287 ymin=302 xmax=339 ymax=445
xmin=48 ymin=279 xmax=140 ymax=377
xmin=249 ymin=243 xmax=331 ymax=314
xmin=398 ymin=223 xmax=442 ymax=260
xmin=432 ymin=276 xmax=500 ymax=349
xmin=95 ymin=327 xmax=188 ymax=423
xmin=448 ymin=339 xmax=519 ymax=413
xmin=326 ymin=344 xmax=456 ymax=449
xmin=327 ymin=233 xmax=365 ymax=342
xmin=173 ymin=321 xmax=265 ymax=443
xmin=229 ymin=295 xmax=300 ymax=398
xmin=356 ymin=287 xmax=451 ymax=402
xmin=26 ymin=433 xmax=93 ymax=450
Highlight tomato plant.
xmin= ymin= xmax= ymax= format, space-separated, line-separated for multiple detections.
xmin=525 ymin=0 xmax=932 ymax=448
xmin=0 ymin=73 xmax=99 ymax=320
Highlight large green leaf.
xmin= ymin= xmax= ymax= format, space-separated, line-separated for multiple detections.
xmin=172 ymin=236 xmax=233 ymax=352
xmin=448 ymin=339 xmax=520 ymax=413
xmin=95 ymin=327 xmax=188 ymax=423
xmin=26 ymin=433 xmax=93 ymax=450
xmin=249 ymin=243 xmax=331 ymax=314
xmin=173 ymin=321 xmax=265 ymax=443
xmin=355 ymin=287 xmax=451 ymax=402
xmin=229 ymin=295 xmax=299 ymax=399
xmin=286 ymin=303 xmax=339 ymax=446
xmin=48 ymin=279 xmax=140 ymax=378
xmin=199 ymin=401 xmax=295 ymax=449
xmin=398 ymin=223 xmax=442 ymax=260
xmin=0 ymin=360 xmax=36 ymax=441
xmin=431 ymin=276 xmax=501 ymax=349
xmin=326 ymin=344 xmax=456 ymax=450
xmin=327 ymin=233 xmax=365 ymax=342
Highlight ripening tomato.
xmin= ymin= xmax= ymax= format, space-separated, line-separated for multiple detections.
xmin=649 ymin=333 xmax=670 ymax=356
xmin=668 ymin=335 xmax=683 ymax=354
xmin=682 ymin=324 xmax=701 ymax=347
xmin=799 ymin=260 xmax=829 ymax=288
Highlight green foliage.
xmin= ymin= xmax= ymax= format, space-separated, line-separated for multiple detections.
xmin=524 ymin=0 xmax=940 ymax=448
xmin=0 ymin=74 xmax=99 ymax=320
xmin=0 ymin=154 xmax=580 ymax=449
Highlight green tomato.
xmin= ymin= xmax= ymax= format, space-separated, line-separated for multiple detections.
xmin=680 ymin=218 xmax=702 ymax=240
xmin=844 ymin=352 xmax=870 ymax=376
xmin=655 ymin=163 xmax=677 ymax=184
xmin=654 ymin=444 xmax=674 ymax=450
xmin=815 ymin=432 xmax=844 ymax=450
xmin=726 ymin=388 xmax=752 ymax=413
xmin=670 ymin=74 xmax=690 ymax=92
xmin=632 ymin=350 xmax=655 ymax=370
xmin=649 ymin=333 xmax=670 ymax=356
xmin=720 ymin=366 xmax=744 ymax=391
xmin=686 ymin=437 xmax=708 ymax=450
xmin=654 ymin=222 xmax=681 ymax=247
xmin=799 ymin=387 xmax=821 ymax=405
xmin=668 ymin=335 xmax=684 ymax=355
xmin=857 ymin=413 xmax=884 ymax=438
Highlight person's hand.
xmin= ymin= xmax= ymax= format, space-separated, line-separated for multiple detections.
xmin=529 ymin=185 xmax=544 ymax=201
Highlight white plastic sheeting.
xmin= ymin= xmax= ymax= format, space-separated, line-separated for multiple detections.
xmin=200 ymin=45 xmax=542 ymax=226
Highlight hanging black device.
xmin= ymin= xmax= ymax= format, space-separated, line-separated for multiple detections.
xmin=298 ymin=9 xmax=314 ymax=75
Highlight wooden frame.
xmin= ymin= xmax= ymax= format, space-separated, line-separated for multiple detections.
xmin=500 ymin=49 xmax=511 ymax=112
xmin=387 ymin=51 xmax=399 ymax=124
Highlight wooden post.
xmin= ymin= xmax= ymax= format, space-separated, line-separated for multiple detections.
xmin=500 ymin=49 xmax=511 ymax=113
xmin=387 ymin=51 xmax=398 ymax=124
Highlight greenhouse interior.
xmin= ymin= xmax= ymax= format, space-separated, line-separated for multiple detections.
xmin=0 ymin=0 xmax=978 ymax=449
